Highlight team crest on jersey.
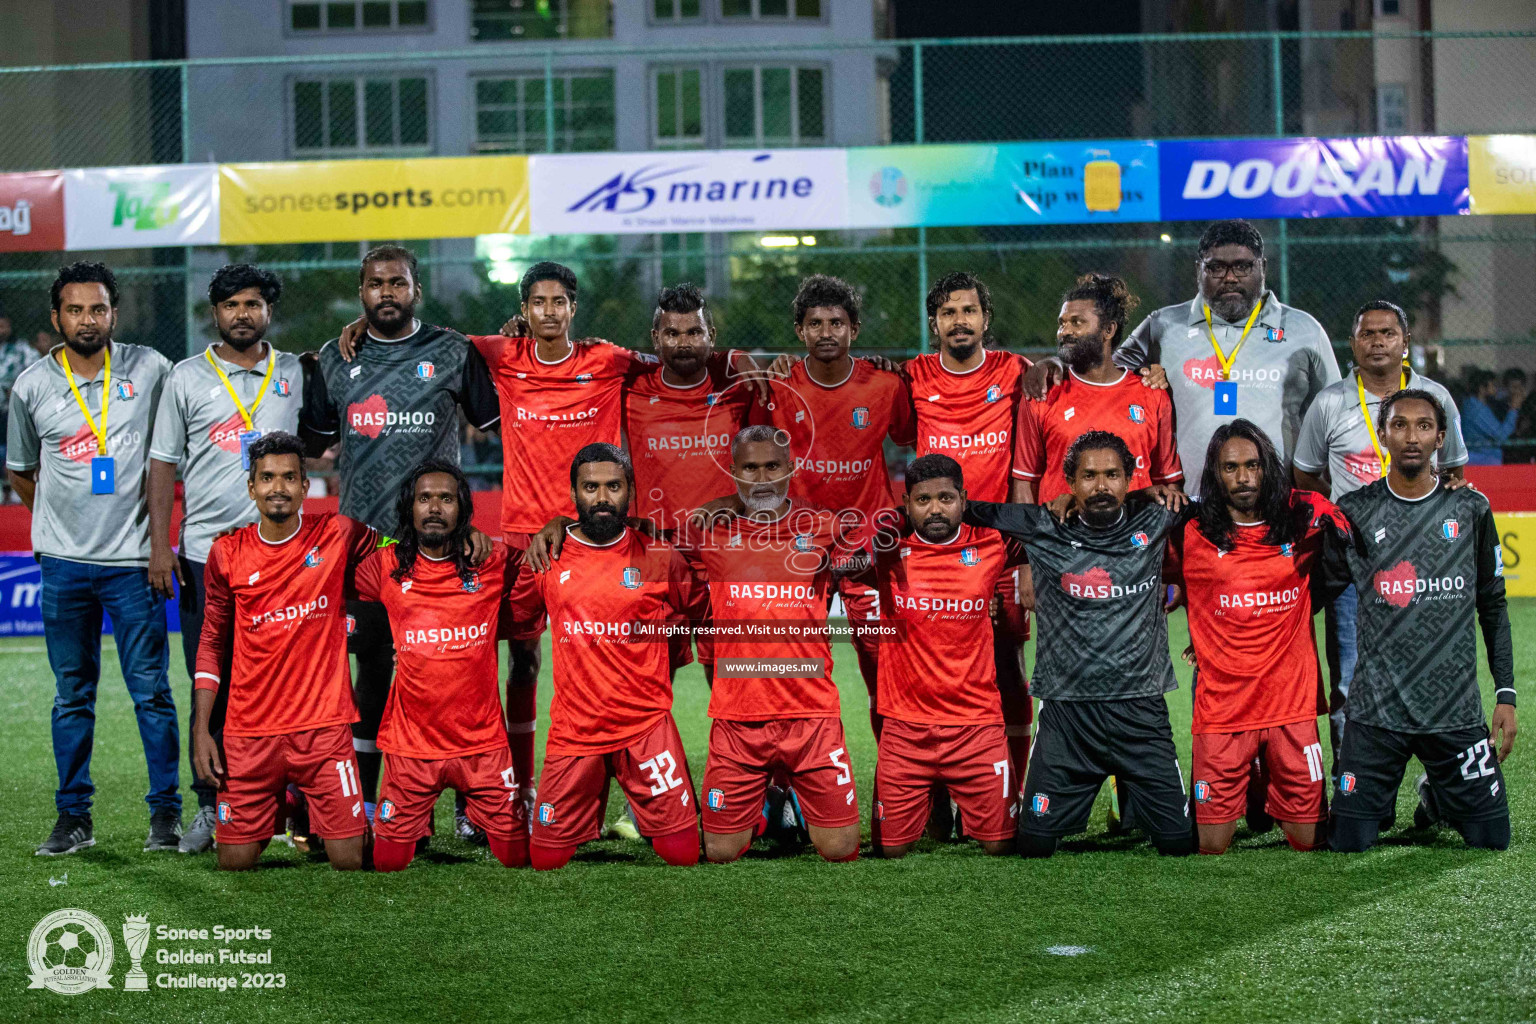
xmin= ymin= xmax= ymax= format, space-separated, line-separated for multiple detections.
xmin=959 ymin=546 xmax=980 ymax=566
xmin=575 ymin=373 xmax=593 ymax=384
xmin=706 ymin=788 xmax=725 ymax=810
xmin=705 ymin=393 xmax=720 ymax=406
xmin=378 ymin=800 xmax=397 ymax=822
xmin=537 ymin=802 xmax=556 ymax=824
xmin=852 ymin=406 xmax=870 ymax=429
xmin=115 ymin=379 xmax=136 ymax=400
xmin=415 ymin=361 xmax=435 ymax=380
xmin=621 ymin=567 xmax=641 ymax=589
xmin=1193 ymin=781 xmax=1210 ymax=803
xmin=1339 ymin=773 xmax=1357 ymax=794
xmin=461 ymin=572 xmax=481 ymax=593
xmin=1280 ymin=543 xmax=1294 ymax=558
xmin=985 ymin=385 xmax=1003 ymax=403
xmin=793 ymin=534 xmax=813 ymax=553
xmin=217 ymin=801 xmax=232 ymax=824
xmin=1130 ymin=532 xmax=1149 ymax=548
xmin=875 ymin=800 xmax=885 ymax=822
xmin=273 ymin=378 xmax=291 ymax=397
xmin=1442 ymin=518 xmax=1460 ymax=540
xmin=345 ymin=614 xmax=356 ymax=636
xmin=1265 ymin=327 xmax=1285 ymax=342
xmin=1030 ymin=793 xmax=1050 ymax=815
xmin=304 ymin=547 xmax=324 ymax=568
xmin=1128 ymin=404 xmax=1146 ymax=424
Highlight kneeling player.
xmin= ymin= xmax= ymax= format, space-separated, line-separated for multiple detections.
xmin=514 ymin=444 xmax=701 ymax=869
xmin=1326 ymin=390 xmax=1517 ymax=852
xmin=356 ymin=461 xmax=529 ymax=871
xmin=192 ymin=434 xmax=377 ymax=870
xmin=1167 ymin=421 xmax=1350 ymax=853
xmin=873 ymin=455 xmax=1024 ymax=857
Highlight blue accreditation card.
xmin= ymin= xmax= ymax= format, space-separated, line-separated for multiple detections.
xmin=1214 ymin=381 xmax=1238 ymax=416
xmin=90 ymin=456 xmax=115 ymax=495
xmin=239 ymin=430 xmax=262 ymax=470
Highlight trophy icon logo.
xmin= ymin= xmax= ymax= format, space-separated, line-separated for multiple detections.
xmin=121 ymin=914 xmax=150 ymax=992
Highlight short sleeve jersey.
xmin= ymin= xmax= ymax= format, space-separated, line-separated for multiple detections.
xmin=148 ymin=344 xmax=304 ymax=563
xmin=354 ymin=544 xmax=520 ymax=760
xmin=967 ymin=499 xmax=1178 ymax=701
xmin=194 ymin=513 xmax=376 ymax=737
xmin=1012 ymin=369 xmax=1183 ymax=504
xmin=905 ymin=349 xmax=1028 ymax=502
xmin=758 ymin=359 xmax=914 ymax=541
xmin=1116 ymin=292 xmax=1339 ymax=494
xmin=874 ymin=523 xmax=1022 ymax=726
xmin=5 ymin=342 xmax=171 ymax=565
xmin=1166 ymin=491 xmax=1348 ymax=733
xmin=472 ymin=335 xmax=642 ymax=536
xmin=1292 ymin=370 xmax=1469 ymax=500
xmin=685 ymin=503 xmax=845 ymax=721
xmin=622 ymin=353 xmax=757 ymax=531
xmin=507 ymin=528 xmax=693 ymax=756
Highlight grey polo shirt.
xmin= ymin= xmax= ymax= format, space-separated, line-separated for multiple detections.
xmin=149 ymin=344 xmax=304 ymax=563
xmin=1116 ymin=291 xmax=1340 ymax=495
xmin=1292 ymin=369 xmax=1468 ymax=501
xmin=6 ymin=342 xmax=172 ymax=566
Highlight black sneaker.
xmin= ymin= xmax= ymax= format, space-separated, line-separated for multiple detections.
xmin=36 ymin=814 xmax=94 ymax=856
xmin=454 ymin=813 xmax=488 ymax=846
xmin=144 ymin=810 xmax=182 ymax=852
xmin=1412 ymin=773 xmax=1443 ymax=830
xmin=1245 ymin=757 xmax=1276 ymax=834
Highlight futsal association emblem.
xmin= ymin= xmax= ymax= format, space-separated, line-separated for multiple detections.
xmin=462 ymin=572 xmax=481 ymax=593
xmin=415 ymin=361 xmax=435 ymax=380
xmin=1130 ymin=532 xmax=1149 ymax=548
xmin=1265 ymin=327 xmax=1285 ymax=342
xmin=621 ymin=567 xmax=641 ymax=589
xmin=985 ymin=385 xmax=1003 ymax=403
xmin=852 ymin=406 xmax=870 ymax=429
xmin=959 ymin=546 xmax=979 ymax=566
xmin=1280 ymin=543 xmax=1294 ymax=558
xmin=115 ymin=379 xmax=136 ymax=400
xmin=793 ymin=534 xmax=813 ymax=553
xmin=538 ymin=802 xmax=556 ymax=824
xmin=1193 ymin=781 xmax=1210 ymax=803
xmin=1128 ymin=404 xmax=1146 ymax=424
xmin=273 ymin=377 xmax=291 ymax=397
xmin=705 ymin=393 xmax=720 ymax=406
xmin=1339 ymin=773 xmax=1358 ymax=794
xmin=1030 ymin=793 xmax=1050 ymax=815
xmin=379 ymin=800 xmax=396 ymax=822
xmin=1442 ymin=518 xmax=1460 ymax=541
xmin=217 ymin=801 xmax=232 ymax=824
xmin=304 ymin=547 xmax=325 ymax=568
xmin=345 ymin=614 xmax=357 ymax=636
xmin=706 ymin=789 xmax=725 ymax=810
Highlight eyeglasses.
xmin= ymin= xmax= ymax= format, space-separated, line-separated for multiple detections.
xmin=1202 ymin=259 xmax=1260 ymax=279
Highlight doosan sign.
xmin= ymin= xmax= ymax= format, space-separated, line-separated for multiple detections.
xmin=1158 ymin=136 xmax=1469 ymax=220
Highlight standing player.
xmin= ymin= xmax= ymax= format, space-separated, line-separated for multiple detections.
xmin=355 ymin=461 xmax=527 ymax=871
xmin=1326 ymin=390 xmax=1517 ymax=852
xmin=300 ymin=245 xmax=502 ymax=822
xmin=1292 ymin=300 xmax=1468 ymax=761
xmin=759 ymin=274 xmax=915 ymax=728
xmin=8 ymin=261 xmax=181 ymax=856
xmin=872 ymin=454 xmax=1023 ymax=857
xmin=965 ymin=431 xmax=1194 ymax=857
xmin=148 ymin=264 xmax=301 ymax=854
xmin=1167 ymin=420 xmax=1351 ymax=854
xmin=190 ymin=433 xmax=375 ymax=871
xmin=510 ymin=444 xmax=700 ymax=869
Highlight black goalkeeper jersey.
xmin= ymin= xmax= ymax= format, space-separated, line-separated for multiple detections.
xmin=1329 ymin=478 xmax=1515 ymax=734
xmin=301 ymin=322 xmax=500 ymax=537
xmin=966 ymin=499 xmax=1179 ymax=702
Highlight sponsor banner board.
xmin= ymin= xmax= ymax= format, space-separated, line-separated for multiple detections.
xmin=0 ymin=171 xmax=66 ymax=252
xmin=1468 ymin=135 xmax=1536 ymax=214
xmin=63 ymin=164 xmax=219 ymax=249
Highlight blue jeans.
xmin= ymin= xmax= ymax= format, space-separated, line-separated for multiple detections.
xmin=1324 ymin=584 xmax=1359 ymax=763
xmin=39 ymin=556 xmax=181 ymax=817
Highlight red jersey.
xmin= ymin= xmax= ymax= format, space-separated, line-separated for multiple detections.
xmin=1165 ymin=491 xmax=1347 ymax=734
xmin=874 ymin=524 xmax=1024 ymax=726
xmin=758 ymin=358 xmax=914 ymax=541
xmin=686 ymin=502 xmax=845 ymax=721
xmin=1012 ymin=369 xmax=1183 ymax=504
xmin=472 ymin=335 xmax=643 ymax=535
xmin=622 ymin=353 xmax=757 ymax=532
xmin=195 ymin=513 xmax=376 ymax=737
xmin=353 ymin=544 xmax=520 ymax=760
xmin=905 ymin=349 xmax=1029 ymax=502
xmin=508 ymin=527 xmax=694 ymax=756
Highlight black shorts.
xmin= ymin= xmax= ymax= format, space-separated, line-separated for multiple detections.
xmin=1332 ymin=720 xmax=1509 ymax=825
xmin=1020 ymin=695 xmax=1190 ymax=841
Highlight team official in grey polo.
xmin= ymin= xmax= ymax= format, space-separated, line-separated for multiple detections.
xmin=1114 ymin=220 xmax=1340 ymax=495
xmin=4 ymin=261 xmax=182 ymax=856
xmin=147 ymin=265 xmax=300 ymax=853
xmin=1293 ymin=300 xmax=1469 ymax=762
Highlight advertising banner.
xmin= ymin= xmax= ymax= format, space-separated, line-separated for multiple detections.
xmin=846 ymin=141 xmax=1160 ymax=228
xmin=0 ymin=554 xmax=181 ymax=636
xmin=62 ymin=164 xmax=219 ymax=250
xmin=1468 ymin=135 xmax=1536 ymax=214
xmin=219 ymin=156 xmax=529 ymax=244
xmin=1158 ymin=136 xmax=1469 ymax=221
xmin=0 ymin=171 xmax=66 ymax=253
xmin=1495 ymin=512 xmax=1536 ymax=599
xmin=530 ymin=148 xmax=847 ymax=235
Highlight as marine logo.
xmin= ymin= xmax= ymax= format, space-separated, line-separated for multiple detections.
xmin=1030 ymin=793 xmax=1050 ymax=815
xmin=1442 ymin=518 xmax=1460 ymax=541
xmin=621 ymin=567 xmax=641 ymax=590
xmin=1131 ymin=532 xmax=1149 ymax=548
xmin=959 ymin=547 xmax=979 ymax=567
xmin=852 ymin=406 xmax=869 ymax=429
xmin=1193 ymin=780 xmax=1210 ymax=803
xmin=1127 ymin=404 xmax=1146 ymax=424
xmin=303 ymin=547 xmax=324 ymax=568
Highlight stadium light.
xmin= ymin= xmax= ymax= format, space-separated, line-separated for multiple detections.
xmin=759 ymin=235 xmax=800 ymax=247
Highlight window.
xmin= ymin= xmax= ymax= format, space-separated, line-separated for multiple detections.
xmin=659 ymin=233 xmax=708 ymax=286
xmin=471 ymin=0 xmax=610 ymax=40
xmin=474 ymin=72 xmax=616 ymax=153
xmin=289 ymin=1 xmax=429 ymax=31
xmin=292 ymin=75 xmax=431 ymax=156
xmin=653 ymin=67 xmax=705 ymax=149
xmin=721 ymin=0 xmax=821 ymax=18
xmin=722 ymin=66 xmax=825 ymax=147
xmin=651 ymin=0 xmax=702 ymax=20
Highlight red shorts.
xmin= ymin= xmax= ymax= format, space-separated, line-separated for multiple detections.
xmin=875 ymin=719 xmax=1016 ymax=844
xmin=670 ymin=555 xmax=711 ymax=672
xmin=216 ymin=724 xmax=366 ymax=846
xmin=377 ymin=747 xmax=526 ymax=843
xmin=702 ymin=717 xmax=858 ymax=834
xmin=534 ymin=714 xmax=697 ymax=847
xmin=1191 ymin=719 xmax=1327 ymax=825
xmin=992 ymin=569 xmax=1032 ymax=729
xmin=839 ymin=575 xmax=881 ymax=686
xmin=502 ymin=532 xmax=546 ymax=642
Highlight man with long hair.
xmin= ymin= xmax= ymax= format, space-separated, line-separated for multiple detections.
xmin=1165 ymin=419 xmax=1352 ymax=853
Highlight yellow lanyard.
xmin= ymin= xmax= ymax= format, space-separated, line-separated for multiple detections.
xmin=59 ymin=346 xmax=110 ymax=456
xmin=1356 ymin=366 xmax=1409 ymax=474
xmin=1201 ymin=300 xmax=1264 ymax=381
xmin=204 ymin=345 xmax=277 ymax=431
